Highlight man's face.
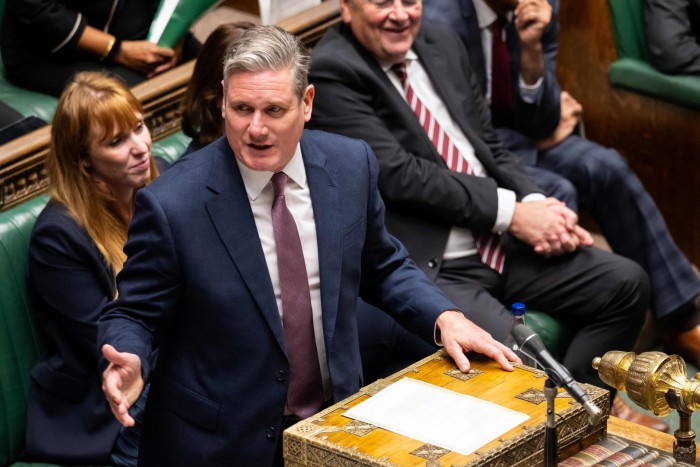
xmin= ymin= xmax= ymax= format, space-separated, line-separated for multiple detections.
xmin=222 ymin=67 xmax=314 ymax=173
xmin=341 ymin=0 xmax=422 ymax=64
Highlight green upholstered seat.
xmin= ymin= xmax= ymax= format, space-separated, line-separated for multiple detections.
xmin=526 ymin=310 xmax=569 ymax=359
xmin=0 ymin=195 xmax=50 ymax=466
xmin=0 ymin=0 xmax=58 ymax=123
xmin=607 ymin=0 xmax=700 ymax=110
xmin=151 ymin=130 xmax=192 ymax=165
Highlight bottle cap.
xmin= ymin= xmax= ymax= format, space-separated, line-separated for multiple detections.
xmin=511 ymin=302 xmax=526 ymax=316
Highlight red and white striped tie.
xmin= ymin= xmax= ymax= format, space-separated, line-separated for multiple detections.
xmin=392 ymin=61 xmax=505 ymax=273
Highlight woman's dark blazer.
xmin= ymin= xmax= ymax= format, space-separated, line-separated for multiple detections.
xmin=24 ymin=200 xmax=120 ymax=464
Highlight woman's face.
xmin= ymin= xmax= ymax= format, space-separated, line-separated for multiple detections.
xmin=87 ymin=113 xmax=152 ymax=202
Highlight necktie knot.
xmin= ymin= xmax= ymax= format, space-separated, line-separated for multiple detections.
xmin=271 ymin=171 xmax=288 ymax=197
xmin=492 ymin=15 xmax=508 ymax=35
xmin=391 ymin=61 xmax=408 ymax=88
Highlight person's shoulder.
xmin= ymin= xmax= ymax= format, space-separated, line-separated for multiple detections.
xmin=33 ymin=201 xmax=77 ymax=233
xmin=302 ymin=130 xmax=374 ymax=169
xmin=311 ymin=23 xmax=363 ymax=68
xmin=147 ymin=137 xmax=227 ymax=193
xmin=30 ymin=201 xmax=92 ymax=252
xmin=418 ymin=20 xmax=464 ymax=47
xmin=303 ymin=129 xmax=368 ymax=151
xmin=312 ymin=22 xmax=348 ymax=54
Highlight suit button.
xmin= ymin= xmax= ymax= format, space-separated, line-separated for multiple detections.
xmin=428 ymin=259 xmax=438 ymax=268
xmin=266 ymin=427 xmax=277 ymax=440
xmin=276 ymin=370 xmax=287 ymax=382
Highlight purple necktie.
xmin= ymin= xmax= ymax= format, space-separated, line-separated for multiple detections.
xmin=491 ymin=15 xmax=513 ymax=127
xmin=391 ymin=63 xmax=506 ymax=273
xmin=270 ymin=172 xmax=324 ymax=419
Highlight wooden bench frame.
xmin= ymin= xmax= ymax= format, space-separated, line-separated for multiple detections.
xmin=557 ymin=1 xmax=700 ymax=267
xmin=0 ymin=0 xmax=340 ymax=212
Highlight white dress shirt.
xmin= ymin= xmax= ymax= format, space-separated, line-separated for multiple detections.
xmin=383 ymin=51 xmax=517 ymax=260
xmin=236 ymin=145 xmax=330 ymax=398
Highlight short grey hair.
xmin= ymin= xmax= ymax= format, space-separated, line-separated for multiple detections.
xmin=222 ymin=25 xmax=311 ymax=100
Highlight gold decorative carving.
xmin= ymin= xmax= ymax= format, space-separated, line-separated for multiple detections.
xmin=409 ymin=443 xmax=449 ymax=461
xmin=341 ymin=420 xmax=376 ymax=437
xmin=516 ymin=388 xmax=546 ymax=404
xmin=445 ymin=368 xmax=483 ymax=381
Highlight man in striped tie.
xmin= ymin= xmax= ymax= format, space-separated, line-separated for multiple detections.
xmin=308 ymin=0 xmax=650 ymax=393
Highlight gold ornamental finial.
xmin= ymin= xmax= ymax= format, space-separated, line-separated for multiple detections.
xmin=592 ymin=350 xmax=700 ymax=416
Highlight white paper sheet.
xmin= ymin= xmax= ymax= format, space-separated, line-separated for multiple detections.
xmin=344 ymin=378 xmax=529 ymax=455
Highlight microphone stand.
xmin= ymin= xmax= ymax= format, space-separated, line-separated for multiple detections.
xmin=544 ymin=378 xmax=558 ymax=467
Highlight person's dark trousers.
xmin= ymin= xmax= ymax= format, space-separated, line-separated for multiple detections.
xmin=432 ymin=239 xmax=649 ymax=388
xmin=536 ymin=134 xmax=700 ymax=319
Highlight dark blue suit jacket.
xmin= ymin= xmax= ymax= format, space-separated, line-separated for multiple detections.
xmin=97 ymin=130 xmax=456 ymax=466
xmin=25 ymin=202 xmax=121 ymax=463
xmin=423 ymin=0 xmax=561 ymax=164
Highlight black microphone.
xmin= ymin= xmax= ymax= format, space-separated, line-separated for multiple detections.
xmin=511 ymin=323 xmax=602 ymax=426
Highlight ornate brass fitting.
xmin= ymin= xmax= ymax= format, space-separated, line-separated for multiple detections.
xmin=592 ymin=350 xmax=700 ymax=416
xmin=592 ymin=350 xmax=699 ymax=464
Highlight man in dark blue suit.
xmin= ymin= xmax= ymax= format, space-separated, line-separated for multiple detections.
xmin=422 ymin=0 xmax=700 ymax=370
xmin=96 ymin=25 xmax=518 ymax=466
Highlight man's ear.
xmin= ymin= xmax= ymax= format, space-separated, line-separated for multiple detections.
xmin=340 ymin=0 xmax=353 ymax=24
xmin=302 ymin=84 xmax=315 ymax=122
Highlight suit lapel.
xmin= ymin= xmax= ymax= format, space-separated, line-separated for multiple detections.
xmin=300 ymin=133 xmax=342 ymax=350
xmin=205 ymin=141 xmax=286 ymax=352
xmin=461 ymin=0 xmax=489 ymax=94
xmin=416 ymin=30 xmax=509 ymax=179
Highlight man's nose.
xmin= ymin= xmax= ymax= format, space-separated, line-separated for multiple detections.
xmin=248 ymin=112 xmax=268 ymax=138
xmin=388 ymin=0 xmax=410 ymax=20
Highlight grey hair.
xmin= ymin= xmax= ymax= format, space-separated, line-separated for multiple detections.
xmin=222 ymin=25 xmax=311 ymax=99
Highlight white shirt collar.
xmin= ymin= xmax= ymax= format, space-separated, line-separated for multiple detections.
xmin=473 ymin=0 xmax=513 ymax=30
xmin=380 ymin=49 xmax=419 ymax=73
xmin=236 ymin=143 xmax=306 ymax=201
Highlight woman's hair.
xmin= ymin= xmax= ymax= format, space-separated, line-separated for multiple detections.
xmin=180 ymin=22 xmax=254 ymax=147
xmin=48 ymin=71 xmax=159 ymax=276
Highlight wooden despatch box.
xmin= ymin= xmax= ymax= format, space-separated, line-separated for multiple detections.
xmin=284 ymin=350 xmax=610 ymax=466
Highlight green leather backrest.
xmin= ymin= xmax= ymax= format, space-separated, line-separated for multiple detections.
xmin=0 ymin=195 xmax=49 ymax=466
xmin=608 ymin=0 xmax=649 ymax=61
xmin=151 ymin=130 xmax=192 ymax=165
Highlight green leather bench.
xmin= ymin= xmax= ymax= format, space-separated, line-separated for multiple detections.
xmin=607 ymin=0 xmax=700 ymax=110
xmin=0 ymin=194 xmax=54 ymax=467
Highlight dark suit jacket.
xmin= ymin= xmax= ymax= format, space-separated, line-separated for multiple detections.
xmin=25 ymin=201 xmax=121 ymax=463
xmin=645 ymin=0 xmax=700 ymax=74
xmin=308 ymin=22 xmax=541 ymax=280
xmin=423 ymin=0 xmax=561 ymax=147
xmin=97 ymin=131 xmax=455 ymax=466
